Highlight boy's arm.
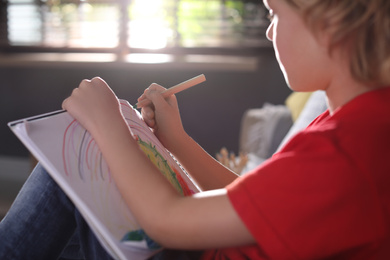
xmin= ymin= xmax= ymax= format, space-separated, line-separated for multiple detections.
xmin=62 ymin=77 xmax=255 ymax=249
xmin=169 ymin=133 xmax=240 ymax=190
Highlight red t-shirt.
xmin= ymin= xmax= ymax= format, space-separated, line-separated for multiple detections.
xmin=202 ymin=87 xmax=390 ymax=259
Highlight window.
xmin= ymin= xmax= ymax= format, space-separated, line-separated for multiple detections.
xmin=0 ymin=0 xmax=270 ymax=55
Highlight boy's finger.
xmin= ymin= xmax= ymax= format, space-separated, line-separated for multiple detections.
xmin=136 ymin=83 xmax=167 ymax=108
xmin=141 ymin=106 xmax=155 ymax=120
xmin=145 ymin=89 xmax=170 ymax=110
xmin=148 ymin=83 xmax=166 ymax=91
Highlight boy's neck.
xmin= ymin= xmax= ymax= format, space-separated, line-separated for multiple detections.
xmin=325 ymin=79 xmax=375 ymax=114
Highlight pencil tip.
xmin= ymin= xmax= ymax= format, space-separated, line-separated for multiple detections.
xmin=132 ymin=104 xmax=138 ymax=109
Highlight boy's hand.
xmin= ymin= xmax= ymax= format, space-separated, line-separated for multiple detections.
xmin=138 ymin=83 xmax=186 ymax=153
xmin=62 ymin=77 xmax=125 ymax=138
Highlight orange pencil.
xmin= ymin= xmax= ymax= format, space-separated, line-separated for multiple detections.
xmin=134 ymin=74 xmax=206 ymax=109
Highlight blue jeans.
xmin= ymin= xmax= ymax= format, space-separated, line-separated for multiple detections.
xmin=0 ymin=164 xmax=202 ymax=260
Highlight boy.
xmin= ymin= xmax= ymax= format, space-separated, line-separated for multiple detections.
xmin=1 ymin=0 xmax=389 ymax=259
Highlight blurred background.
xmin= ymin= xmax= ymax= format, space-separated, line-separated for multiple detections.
xmin=0 ymin=0 xmax=290 ymax=217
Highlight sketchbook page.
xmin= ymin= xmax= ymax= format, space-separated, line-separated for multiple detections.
xmin=9 ymin=112 xmax=153 ymax=260
xmin=8 ymin=101 xmax=199 ymax=260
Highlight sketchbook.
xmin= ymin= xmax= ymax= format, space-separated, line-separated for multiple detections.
xmin=8 ymin=100 xmax=199 ymax=260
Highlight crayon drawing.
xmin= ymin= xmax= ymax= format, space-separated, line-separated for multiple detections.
xmin=62 ymin=118 xmax=140 ymax=240
xmin=119 ymin=100 xmax=197 ymax=196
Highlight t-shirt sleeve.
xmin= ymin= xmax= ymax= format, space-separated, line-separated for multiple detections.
xmin=227 ymin=131 xmax=384 ymax=259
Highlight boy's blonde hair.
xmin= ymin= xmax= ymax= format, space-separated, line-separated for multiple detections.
xmin=284 ymin=0 xmax=390 ymax=87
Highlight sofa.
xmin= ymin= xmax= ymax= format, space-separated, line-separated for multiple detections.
xmin=235 ymin=90 xmax=328 ymax=174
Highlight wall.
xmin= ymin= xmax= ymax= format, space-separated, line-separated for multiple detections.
xmin=0 ymin=50 xmax=290 ymax=159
